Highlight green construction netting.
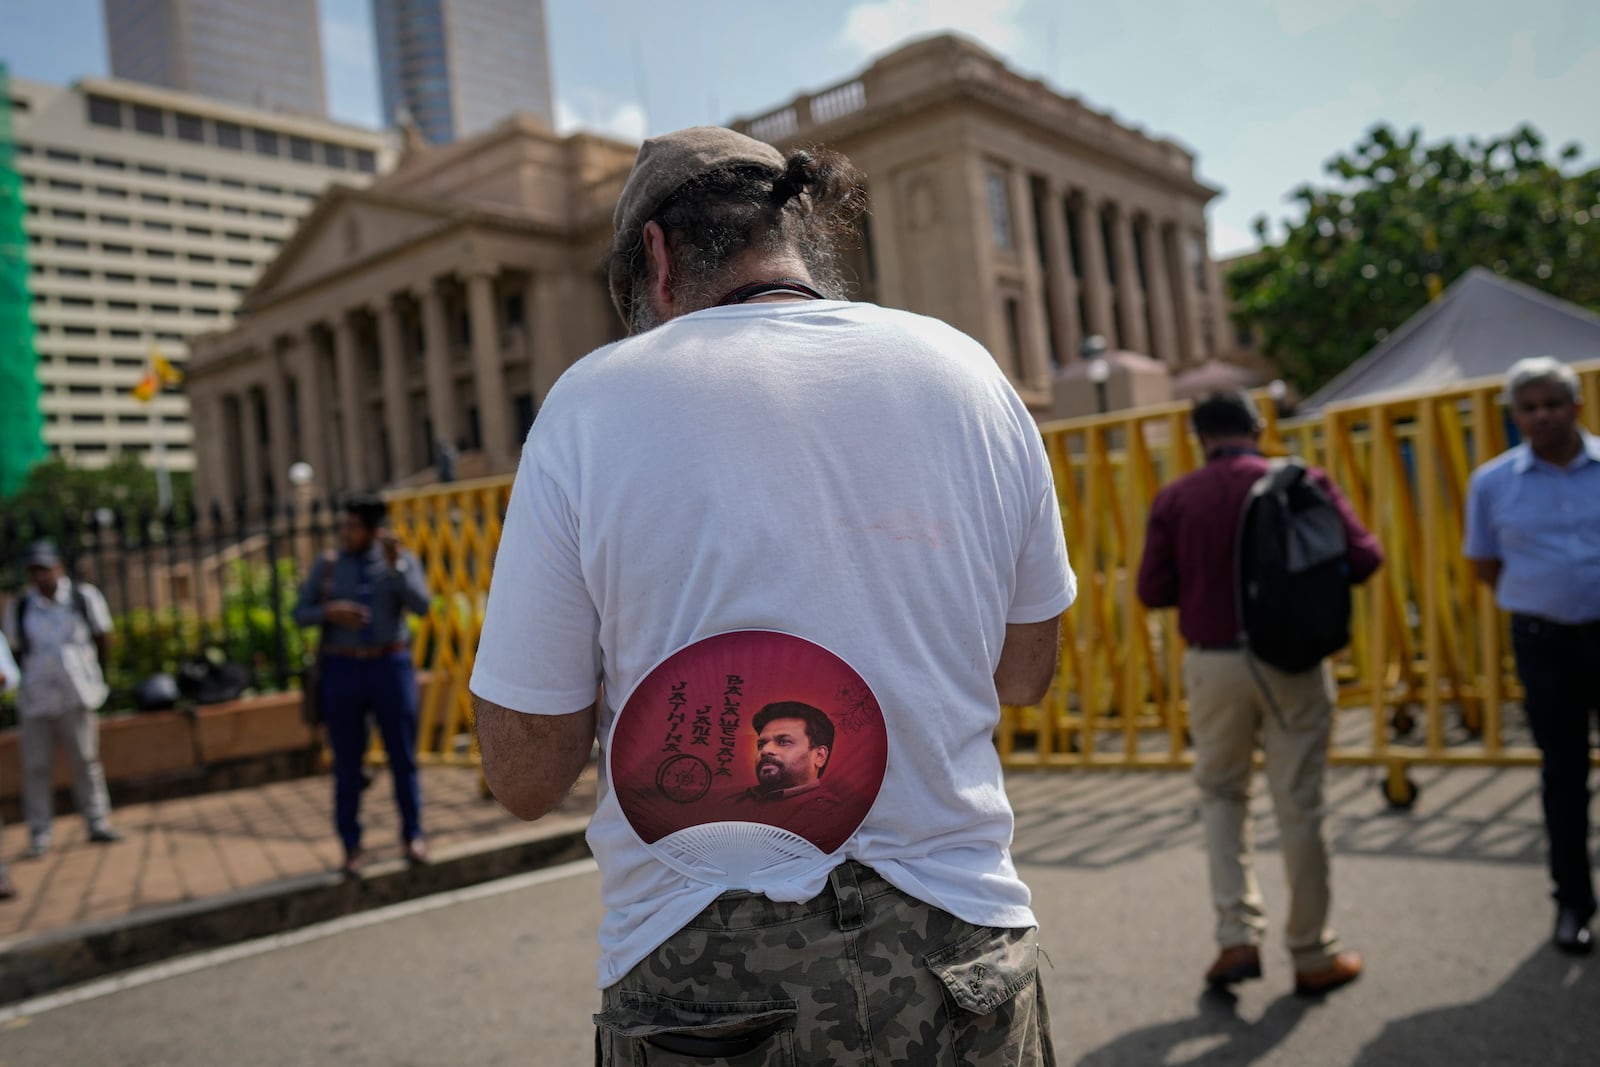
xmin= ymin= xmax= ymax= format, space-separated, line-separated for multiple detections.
xmin=0 ymin=62 xmax=45 ymax=498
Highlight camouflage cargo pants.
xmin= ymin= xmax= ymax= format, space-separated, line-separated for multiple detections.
xmin=595 ymin=861 xmax=1056 ymax=1065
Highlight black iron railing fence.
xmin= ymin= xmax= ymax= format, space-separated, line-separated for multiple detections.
xmin=0 ymin=499 xmax=360 ymax=722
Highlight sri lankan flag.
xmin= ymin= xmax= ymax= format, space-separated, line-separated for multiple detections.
xmin=131 ymin=345 xmax=183 ymax=402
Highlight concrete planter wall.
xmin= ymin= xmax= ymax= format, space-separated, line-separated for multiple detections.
xmin=1 ymin=670 xmax=443 ymax=805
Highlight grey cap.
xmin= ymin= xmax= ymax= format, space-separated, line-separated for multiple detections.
xmin=22 ymin=540 xmax=60 ymax=568
xmin=607 ymin=126 xmax=785 ymax=324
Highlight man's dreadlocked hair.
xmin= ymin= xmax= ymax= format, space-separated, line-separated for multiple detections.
xmin=608 ymin=147 xmax=867 ymax=333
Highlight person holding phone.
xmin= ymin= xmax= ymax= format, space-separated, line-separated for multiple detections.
xmin=294 ymin=494 xmax=431 ymax=876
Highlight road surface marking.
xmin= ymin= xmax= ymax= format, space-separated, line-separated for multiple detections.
xmin=0 ymin=858 xmax=598 ymax=1025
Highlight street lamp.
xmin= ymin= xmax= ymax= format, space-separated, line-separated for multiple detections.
xmin=1267 ymin=379 xmax=1288 ymax=418
xmin=1084 ymin=348 xmax=1112 ymax=414
xmin=287 ymin=462 xmax=315 ymax=489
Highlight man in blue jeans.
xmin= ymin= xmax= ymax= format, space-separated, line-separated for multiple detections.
xmin=295 ymin=495 xmax=432 ymax=876
xmin=1465 ymin=356 xmax=1600 ymax=955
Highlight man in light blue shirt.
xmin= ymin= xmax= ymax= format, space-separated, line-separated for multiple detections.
xmin=1465 ymin=356 xmax=1600 ymax=955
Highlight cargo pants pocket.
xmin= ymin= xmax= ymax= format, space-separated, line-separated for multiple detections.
xmin=594 ymin=990 xmax=797 ymax=1066
xmin=925 ymin=926 xmax=1052 ymax=1066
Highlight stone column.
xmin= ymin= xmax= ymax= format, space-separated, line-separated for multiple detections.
xmin=1203 ymin=231 xmax=1228 ymax=357
xmin=1166 ymin=223 xmax=1204 ymax=367
xmin=1040 ymin=182 xmax=1082 ymax=372
xmin=530 ymin=272 xmax=565 ymax=405
xmin=1074 ymin=192 xmax=1116 ymax=345
xmin=287 ymin=330 xmax=329 ymax=479
xmin=332 ymin=313 xmax=365 ymax=491
xmin=263 ymin=346 xmax=293 ymax=504
xmin=238 ymin=381 xmax=266 ymax=516
xmin=1008 ymin=169 xmax=1054 ymax=391
xmin=193 ymin=389 xmax=229 ymax=519
xmin=374 ymin=294 xmax=410 ymax=484
xmin=1137 ymin=217 xmax=1180 ymax=367
xmin=466 ymin=268 xmax=513 ymax=471
xmin=416 ymin=280 xmax=458 ymax=459
xmin=1110 ymin=203 xmax=1149 ymax=355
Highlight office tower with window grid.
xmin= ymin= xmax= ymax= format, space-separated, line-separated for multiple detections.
xmin=8 ymin=75 xmax=393 ymax=470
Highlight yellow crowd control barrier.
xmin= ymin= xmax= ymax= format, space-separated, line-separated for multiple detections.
xmin=1002 ymin=359 xmax=1600 ymax=804
xmin=385 ymin=475 xmax=511 ymax=767
xmin=385 ymin=361 xmax=1600 ymax=804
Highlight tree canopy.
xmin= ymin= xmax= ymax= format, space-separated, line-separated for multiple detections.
xmin=4 ymin=454 xmax=194 ymax=525
xmin=1228 ymin=124 xmax=1600 ymax=393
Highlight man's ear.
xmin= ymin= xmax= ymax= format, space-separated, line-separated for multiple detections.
xmin=642 ymin=221 xmax=673 ymax=315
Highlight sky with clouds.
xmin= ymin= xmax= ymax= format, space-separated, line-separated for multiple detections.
xmin=5 ymin=0 xmax=1597 ymax=255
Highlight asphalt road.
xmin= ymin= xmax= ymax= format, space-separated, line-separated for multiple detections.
xmin=3 ymin=766 xmax=1598 ymax=1066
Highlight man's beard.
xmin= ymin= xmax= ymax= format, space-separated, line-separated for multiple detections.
xmin=755 ymin=757 xmax=792 ymax=793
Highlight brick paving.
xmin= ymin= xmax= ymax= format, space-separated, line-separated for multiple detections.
xmin=0 ymin=764 xmax=598 ymax=945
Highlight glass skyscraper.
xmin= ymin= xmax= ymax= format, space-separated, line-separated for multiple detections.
xmin=104 ymin=0 xmax=327 ymax=117
xmin=373 ymin=0 xmax=554 ymax=144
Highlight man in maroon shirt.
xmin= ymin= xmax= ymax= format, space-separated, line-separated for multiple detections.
xmin=1138 ymin=391 xmax=1382 ymax=997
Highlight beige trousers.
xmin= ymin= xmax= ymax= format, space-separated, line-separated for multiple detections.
xmin=20 ymin=707 xmax=112 ymax=840
xmin=1184 ymin=649 xmax=1340 ymax=970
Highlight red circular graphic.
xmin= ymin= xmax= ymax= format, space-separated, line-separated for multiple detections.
xmin=609 ymin=630 xmax=888 ymax=857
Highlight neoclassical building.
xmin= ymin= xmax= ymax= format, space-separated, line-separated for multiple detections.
xmin=187 ymin=33 xmax=1227 ymax=514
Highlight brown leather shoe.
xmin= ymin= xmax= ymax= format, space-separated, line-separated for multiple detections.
xmin=340 ymin=849 xmax=364 ymax=878
xmin=1294 ymin=951 xmax=1363 ymax=996
xmin=1205 ymin=945 xmax=1263 ymax=987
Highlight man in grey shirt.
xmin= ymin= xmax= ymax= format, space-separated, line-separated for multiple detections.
xmin=294 ymin=494 xmax=431 ymax=876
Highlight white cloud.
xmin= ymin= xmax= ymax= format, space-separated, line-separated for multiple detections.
xmin=1260 ymin=0 xmax=1416 ymax=37
xmin=556 ymin=92 xmax=649 ymax=143
xmin=837 ymin=0 xmax=1025 ymax=59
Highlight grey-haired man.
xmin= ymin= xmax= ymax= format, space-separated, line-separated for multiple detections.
xmin=1465 ymin=356 xmax=1600 ymax=955
xmin=470 ymin=127 xmax=1074 ymax=1063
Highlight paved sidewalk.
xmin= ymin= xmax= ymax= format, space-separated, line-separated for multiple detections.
xmin=0 ymin=764 xmax=597 ymax=946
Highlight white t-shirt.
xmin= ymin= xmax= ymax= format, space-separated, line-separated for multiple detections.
xmin=3 ymin=579 xmax=113 ymax=718
xmin=471 ymin=300 xmax=1076 ymax=987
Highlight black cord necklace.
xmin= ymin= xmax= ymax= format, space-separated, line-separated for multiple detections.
xmin=716 ymin=278 xmax=827 ymax=306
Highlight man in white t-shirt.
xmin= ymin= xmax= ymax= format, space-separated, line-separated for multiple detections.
xmin=3 ymin=541 xmax=124 ymax=858
xmin=470 ymin=127 xmax=1076 ymax=1064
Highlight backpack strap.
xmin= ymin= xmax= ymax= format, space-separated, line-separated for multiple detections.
xmin=10 ymin=596 xmax=28 ymax=664
xmin=73 ymin=584 xmax=102 ymax=637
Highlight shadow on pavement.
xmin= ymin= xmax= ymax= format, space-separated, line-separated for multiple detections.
xmin=1072 ymin=988 xmax=1312 ymax=1067
xmin=1006 ymin=766 xmax=1545 ymax=871
xmin=1350 ymin=943 xmax=1599 ymax=1066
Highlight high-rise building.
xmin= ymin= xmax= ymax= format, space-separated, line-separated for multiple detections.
xmin=104 ymin=0 xmax=328 ymax=116
xmin=9 ymin=75 xmax=393 ymax=470
xmin=373 ymin=0 xmax=554 ymax=144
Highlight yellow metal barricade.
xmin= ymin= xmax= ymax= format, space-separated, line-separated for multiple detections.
xmin=384 ymin=361 xmax=1600 ymax=801
xmin=385 ymin=475 xmax=512 ymax=766
xmin=1002 ymin=360 xmax=1600 ymax=803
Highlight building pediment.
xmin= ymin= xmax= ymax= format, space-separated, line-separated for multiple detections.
xmin=243 ymin=187 xmax=458 ymax=309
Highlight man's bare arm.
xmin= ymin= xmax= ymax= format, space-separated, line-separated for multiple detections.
xmin=474 ymin=697 xmax=596 ymax=820
xmin=1471 ymin=558 xmax=1502 ymax=590
xmin=994 ymin=615 xmax=1062 ymax=706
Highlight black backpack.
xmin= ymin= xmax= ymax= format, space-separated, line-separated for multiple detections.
xmin=1235 ymin=459 xmax=1353 ymax=673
